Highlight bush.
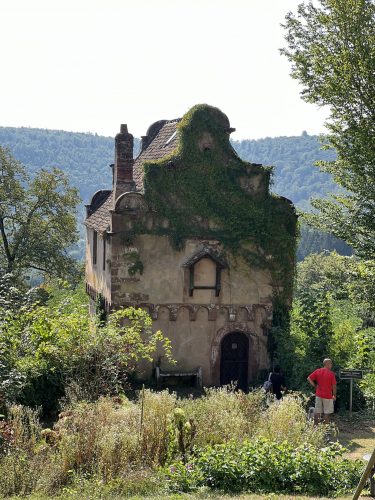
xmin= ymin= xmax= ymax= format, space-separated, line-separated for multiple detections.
xmin=180 ymin=387 xmax=264 ymax=446
xmin=0 ymin=283 xmax=173 ymax=416
xmin=0 ymin=392 xmax=362 ymax=498
xmin=164 ymin=439 xmax=363 ymax=496
xmin=255 ymin=394 xmax=327 ymax=448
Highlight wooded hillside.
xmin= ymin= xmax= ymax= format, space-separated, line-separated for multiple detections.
xmin=0 ymin=126 xmax=350 ymax=259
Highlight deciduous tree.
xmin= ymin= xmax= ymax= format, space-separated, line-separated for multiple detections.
xmin=0 ymin=146 xmax=80 ymax=278
xmin=281 ymin=0 xmax=375 ymax=258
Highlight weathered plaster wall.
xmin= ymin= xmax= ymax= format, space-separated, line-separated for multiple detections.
xmin=110 ymin=234 xmax=273 ymax=306
xmin=109 ymin=232 xmax=272 ymax=386
xmin=85 ymin=228 xmax=111 ymax=303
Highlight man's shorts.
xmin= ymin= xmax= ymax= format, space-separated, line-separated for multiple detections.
xmin=315 ymin=396 xmax=334 ymax=414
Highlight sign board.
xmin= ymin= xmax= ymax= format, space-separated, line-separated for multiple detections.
xmin=339 ymin=369 xmax=363 ymax=379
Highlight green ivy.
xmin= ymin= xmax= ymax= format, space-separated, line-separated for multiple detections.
xmin=137 ymin=104 xmax=297 ymax=303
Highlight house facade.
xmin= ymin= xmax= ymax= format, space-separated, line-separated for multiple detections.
xmin=85 ymin=104 xmax=297 ymax=389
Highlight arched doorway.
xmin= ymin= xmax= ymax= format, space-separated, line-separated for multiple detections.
xmin=220 ymin=332 xmax=249 ymax=391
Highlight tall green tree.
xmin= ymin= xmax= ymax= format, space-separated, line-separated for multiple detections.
xmin=0 ymin=146 xmax=80 ymax=278
xmin=281 ymin=0 xmax=375 ymax=259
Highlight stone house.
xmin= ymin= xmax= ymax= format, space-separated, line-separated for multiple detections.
xmin=85 ymin=104 xmax=297 ymax=390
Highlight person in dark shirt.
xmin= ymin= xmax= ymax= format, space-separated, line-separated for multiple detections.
xmin=270 ymin=365 xmax=286 ymax=400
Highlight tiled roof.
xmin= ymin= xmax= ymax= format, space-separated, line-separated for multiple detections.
xmin=85 ymin=119 xmax=179 ymax=232
xmin=133 ymin=120 xmax=179 ymax=190
xmin=85 ymin=191 xmax=113 ymax=232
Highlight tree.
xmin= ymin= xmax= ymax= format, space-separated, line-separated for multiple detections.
xmin=0 ymin=282 xmax=174 ymax=413
xmin=281 ymin=0 xmax=375 ymax=259
xmin=0 ymin=146 xmax=80 ymax=278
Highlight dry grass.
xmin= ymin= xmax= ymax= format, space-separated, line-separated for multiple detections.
xmin=1 ymin=392 xmax=372 ymax=499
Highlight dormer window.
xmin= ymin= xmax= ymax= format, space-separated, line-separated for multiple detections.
xmin=183 ymin=246 xmax=227 ymax=297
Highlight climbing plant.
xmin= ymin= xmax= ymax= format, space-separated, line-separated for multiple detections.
xmin=140 ymin=105 xmax=297 ymax=303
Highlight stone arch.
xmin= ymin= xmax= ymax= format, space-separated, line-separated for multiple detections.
xmin=156 ymin=305 xmax=170 ymax=321
xmin=115 ymin=192 xmax=147 ymax=213
xmin=196 ymin=305 xmax=209 ymax=321
xmin=176 ymin=305 xmax=190 ymax=321
xmin=211 ymin=323 xmax=258 ymax=386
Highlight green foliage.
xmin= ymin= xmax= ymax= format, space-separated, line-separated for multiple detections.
xmin=275 ymin=251 xmax=374 ymax=408
xmin=232 ymin=132 xmax=337 ymax=211
xmin=167 ymin=408 xmax=196 ymax=463
xmin=297 ymin=224 xmax=352 ymax=261
xmin=165 ymin=439 xmax=362 ymax=495
xmin=281 ymin=0 xmax=375 ymax=259
xmin=0 ymin=146 xmax=80 ymax=279
xmin=0 ymin=390 xmax=346 ymax=497
xmin=180 ymin=387 xmax=265 ymax=447
xmin=296 ymin=252 xmax=375 ymax=327
xmin=254 ymin=394 xmax=327 ymax=448
xmin=142 ymin=104 xmax=297 ymax=299
xmin=0 ymin=282 xmax=173 ymax=414
xmin=297 ymin=290 xmax=334 ymax=364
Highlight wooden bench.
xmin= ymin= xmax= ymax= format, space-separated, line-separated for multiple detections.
xmin=155 ymin=366 xmax=202 ymax=389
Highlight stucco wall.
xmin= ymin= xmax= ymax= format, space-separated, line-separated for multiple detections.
xmin=85 ymin=228 xmax=111 ymax=303
xmin=109 ymin=232 xmax=272 ymax=386
xmin=110 ymin=234 xmax=273 ymax=306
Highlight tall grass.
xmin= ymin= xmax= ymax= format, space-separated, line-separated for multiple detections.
xmin=0 ymin=389 xmax=332 ymax=497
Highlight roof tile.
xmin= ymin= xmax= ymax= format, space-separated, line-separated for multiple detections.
xmin=85 ymin=120 xmax=179 ymax=232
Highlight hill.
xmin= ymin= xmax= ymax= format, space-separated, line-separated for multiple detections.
xmin=232 ymin=132 xmax=338 ymax=211
xmin=0 ymin=126 xmax=351 ymax=260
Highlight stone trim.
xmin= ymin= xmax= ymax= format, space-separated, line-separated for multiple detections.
xmin=85 ymin=283 xmax=273 ymax=323
xmin=118 ymin=301 xmax=272 ymax=323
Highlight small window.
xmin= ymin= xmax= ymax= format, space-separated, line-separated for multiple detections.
xmin=93 ymin=230 xmax=97 ymax=265
xmin=102 ymin=236 xmax=106 ymax=271
xmin=165 ymin=131 xmax=176 ymax=146
xmin=189 ymin=257 xmax=222 ymax=297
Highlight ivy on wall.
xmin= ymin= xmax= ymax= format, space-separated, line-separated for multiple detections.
xmin=130 ymin=105 xmax=298 ymax=302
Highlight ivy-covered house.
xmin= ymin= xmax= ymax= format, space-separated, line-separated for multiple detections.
xmin=85 ymin=104 xmax=297 ymax=390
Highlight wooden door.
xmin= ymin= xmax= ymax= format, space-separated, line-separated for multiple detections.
xmin=220 ymin=332 xmax=249 ymax=391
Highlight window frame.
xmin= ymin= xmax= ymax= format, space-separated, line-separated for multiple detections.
xmin=93 ymin=230 xmax=97 ymax=265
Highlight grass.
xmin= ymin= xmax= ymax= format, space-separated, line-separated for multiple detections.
xmin=335 ymin=412 xmax=375 ymax=460
xmin=1 ymin=395 xmax=373 ymax=499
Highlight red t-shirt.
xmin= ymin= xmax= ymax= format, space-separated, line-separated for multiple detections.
xmin=309 ymin=368 xmax=337 ymax=399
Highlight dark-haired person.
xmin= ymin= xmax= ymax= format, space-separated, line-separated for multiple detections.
xmin=270 ymin=365 xmax=286 ymax=400
xmin=307 ymin=358 xmax=337 ymax=424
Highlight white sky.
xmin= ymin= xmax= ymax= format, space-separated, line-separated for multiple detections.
xmin=0 ymin=0 xmax=328 ymax=140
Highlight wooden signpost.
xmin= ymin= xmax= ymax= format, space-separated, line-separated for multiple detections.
xmin=339 ymin=369 xmax=363 ymax=417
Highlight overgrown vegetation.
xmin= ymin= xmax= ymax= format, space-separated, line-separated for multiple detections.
xmin=0 ymin=125 xmax=350 ymax=261
xmin=0 ymin=390 xmax=362 ymax=498
xmin=141 ymin=104 xmax=297 ymax=302
xmin=0 ymin=275 xmax=367 ymax=497
xmin=0 ymin=279 xmax=173 ymax=416
xmin=273 ymin=252 xmax=375 ymax=409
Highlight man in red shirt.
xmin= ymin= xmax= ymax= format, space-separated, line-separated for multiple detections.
xmin=307 ymin=358 xmax=337 ymax=424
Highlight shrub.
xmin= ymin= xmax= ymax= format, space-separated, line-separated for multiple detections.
xmin=164 ymin=439 xmax=363 ymax=496
xmin=0 ymin=282 xmax=174 ymax=415
xmin=255 ymin=394 xmax=328 ymax=448
xmin=180 ymin=386 xmax=265 ymax=446
xmin=0 ymin=393 xmax=363 ymax=498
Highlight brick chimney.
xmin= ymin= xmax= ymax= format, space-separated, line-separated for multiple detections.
xmin=113 ymin=124 xmax=135 ymax=201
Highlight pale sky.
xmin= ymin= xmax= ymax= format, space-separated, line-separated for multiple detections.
xmin=0 ymin=0 xmax=328 ymax=140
